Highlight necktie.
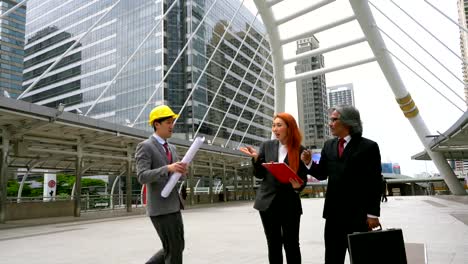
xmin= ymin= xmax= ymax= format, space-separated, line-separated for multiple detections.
xmin=163 ymin=142 xmax=172 ymax=163
xmin=338 ymin=138 xmax=345 ymax=158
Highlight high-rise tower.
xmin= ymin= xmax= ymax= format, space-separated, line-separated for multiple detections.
xmin=0 ymin=0 xmax=26 ymax=98
xmin=295 ymin=37 xmax=329 ymax=149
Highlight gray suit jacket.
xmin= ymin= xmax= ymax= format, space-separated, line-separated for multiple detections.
xmin=135 ymin=136 xmax=182 ymax=216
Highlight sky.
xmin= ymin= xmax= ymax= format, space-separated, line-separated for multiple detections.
xmin=244 ymin=0 xmax=466 ymax=176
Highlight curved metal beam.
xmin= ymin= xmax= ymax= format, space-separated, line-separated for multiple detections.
xmin=267 ymin=0 xmax=284 ymax=8
xmin=283 ymin=37 xmax=367 ymax=65
xmin=285 ymin=57 xmax=376 ymax=83
xmin=16 ymin=169 xmax=30 ymax=203
xmin=276 ymin=0 xmax=335 ymax=26
xmin=17 ymin=158 xmax=51 ymax=202
xmin=349 ymin=0 xmax=466 ymax=195
xmin=280 ymin=15 xmax=356 ymax=45
xmin=110 ymin=170 xmax=126 ymax=208
xmin=253 ymin=0 xmax=285 ymax=113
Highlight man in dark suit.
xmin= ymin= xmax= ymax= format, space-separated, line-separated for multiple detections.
xmin=136 ymin=105 xmax=187 ymax=264
xmin=302 ymin=105 xmax=382 ymax=264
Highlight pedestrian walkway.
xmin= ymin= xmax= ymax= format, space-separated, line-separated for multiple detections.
xmin=0 ymin=196 xmax=467 ymax=264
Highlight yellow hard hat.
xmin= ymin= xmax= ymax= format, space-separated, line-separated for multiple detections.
xmin=148 ymin=105 xmax=179 ymax=126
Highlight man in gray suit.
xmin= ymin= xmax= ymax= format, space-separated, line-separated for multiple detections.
xmin=136 ymin=105 xmax=188 ymax=264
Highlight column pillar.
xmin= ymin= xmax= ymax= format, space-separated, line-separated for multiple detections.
xmin=209 ymin=159 xmax=214 ymax=204
xmin=0 ymin=129 xmax=10 ymax=223
xmin=126 ymin=145 xmax=133 ymax=212
xmin=74 ymin=140 xmax=83 ymax=217
xmin=222 ymin=161 xmax=227 ymax=202
xmin=234 ymin=168 xmax=238 ymax=201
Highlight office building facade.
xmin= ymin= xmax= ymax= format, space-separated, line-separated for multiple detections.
xmin=381 ymin=162 xmax=401 ymax=174
xmin=21 ymin=0 xmax=274 ymax=147
xmin=453 ymin=160 xmax=468 ymax=175
xmin=327 ymin=83 xmax=355 ymax=107
xmin=0 ymin=0 xmax=26 ymax=98
xmin=295 ymin=37 xmax=329 ymax=149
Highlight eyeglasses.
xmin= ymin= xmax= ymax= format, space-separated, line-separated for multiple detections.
xmin=329 ymin=117 xmax=340 ymax=122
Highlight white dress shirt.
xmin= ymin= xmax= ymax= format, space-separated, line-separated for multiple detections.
xmin=278 ymin=142 xmax=287 ymax=163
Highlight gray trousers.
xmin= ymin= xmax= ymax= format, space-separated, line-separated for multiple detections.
xmin=146 ymin=212 xmax=184 ymax=264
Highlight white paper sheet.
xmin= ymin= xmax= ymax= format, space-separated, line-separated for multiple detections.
xmin=161 ymin=136 xmax=205 ymax=198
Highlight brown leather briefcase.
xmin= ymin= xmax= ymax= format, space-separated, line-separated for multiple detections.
xmin=348 ymin=228 xmax=407 ymax=264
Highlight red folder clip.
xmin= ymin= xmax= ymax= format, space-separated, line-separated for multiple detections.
xmin=261 ymin=162 xmax=304 ymax=185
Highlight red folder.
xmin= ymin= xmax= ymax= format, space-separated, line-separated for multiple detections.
xmin=261 ymin=162 xmax=304 ymax=185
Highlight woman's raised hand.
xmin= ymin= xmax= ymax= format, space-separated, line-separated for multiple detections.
xmin=239 ymin=146 xmax=258 ymax=160
xmin=301 ymin=149 xmax=312 ymax=165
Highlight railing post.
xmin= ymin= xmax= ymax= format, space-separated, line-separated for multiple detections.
xmin=74 ymin=139 xmax=83 ymax=217
xmin=188 ymin=167 xmax=194 ymax=206
xmin=222 ymin=160 xmax=227 ymax=202
xmin=126 ymin=145 xmax=133 ymax=212
xmin=242 ymin=172 xmax=246 ymax=200
xmin=234 ymin=168 xmax=238 ymax=201
xmin=209 ymin=159 xmax=214 ymax=204
xmin=249 ymin=168 xmax=254 ymax=200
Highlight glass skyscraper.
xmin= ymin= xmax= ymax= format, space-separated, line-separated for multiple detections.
xmin=21 ymin=0 xmax=274 ymax=148
xmin=0 ymin=0 xmax=26 ymax=98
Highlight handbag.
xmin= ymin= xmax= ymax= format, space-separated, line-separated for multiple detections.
xmin=348 ymin=226 xmax=407 ymax=264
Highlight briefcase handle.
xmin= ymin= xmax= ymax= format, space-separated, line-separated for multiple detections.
xmin=368 ymin=224 xmax=403 ymax=233
xmin=369 ymin=223 xmax=383 ymax=231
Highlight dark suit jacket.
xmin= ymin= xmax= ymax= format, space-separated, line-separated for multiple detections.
xmin=310 ymin=135 xmax=382 ymax=221
xmin=135 ymin=136 xmax=182 ymax=216
xmin=252 ymin=139 xmax=308 ymax=214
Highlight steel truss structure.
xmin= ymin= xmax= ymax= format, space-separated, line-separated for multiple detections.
xmin=1 ymin=0 xmax=466 ymax=223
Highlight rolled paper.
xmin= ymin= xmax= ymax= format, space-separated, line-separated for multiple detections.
xmin=161 ymin=136 xmax=205 ymax=198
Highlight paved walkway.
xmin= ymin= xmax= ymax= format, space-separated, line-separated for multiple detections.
xmin=0 ymin=196 xmax=467 ymax=264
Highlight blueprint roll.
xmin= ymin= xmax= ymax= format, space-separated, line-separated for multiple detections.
xmin=161 ymin=136 xmax=205 ymax=198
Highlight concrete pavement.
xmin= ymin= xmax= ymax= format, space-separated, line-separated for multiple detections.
xmin=0 ymin=196 xmax=467 ymax=264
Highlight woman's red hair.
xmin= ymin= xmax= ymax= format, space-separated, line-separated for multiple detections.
xmin=274 ymin=113 xmax=302 ymax=173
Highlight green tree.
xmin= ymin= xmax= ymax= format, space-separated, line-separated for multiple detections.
xmin=56 ymin=173 xmax=75 ymax=195
xmin=55 ymin=174 xmax=107 ymax=195
xmin=7 ymin=180 xmax=19 ymax=196
xmin=8 ymin=174 xmax=107 ymax=197
xmin=7 ymin=180 xmax=34 ymax=197
xmin=81 ymin=178 xmax=106 ymax=195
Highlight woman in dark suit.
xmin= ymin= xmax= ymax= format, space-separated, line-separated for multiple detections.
xmin=239 ymin=112 xmax=308 ymax=264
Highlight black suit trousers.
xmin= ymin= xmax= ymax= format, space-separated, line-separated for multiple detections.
xmin=147 ymin=212 xmax=184 ymax=264
xmin=260 ymin=197 xmax=302 ymax=264
xmin=324 ymin=217 xmax=368 ymax=264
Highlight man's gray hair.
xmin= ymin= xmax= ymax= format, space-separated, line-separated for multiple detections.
xmin=329 ymin=105 xmax=363 ymax=136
